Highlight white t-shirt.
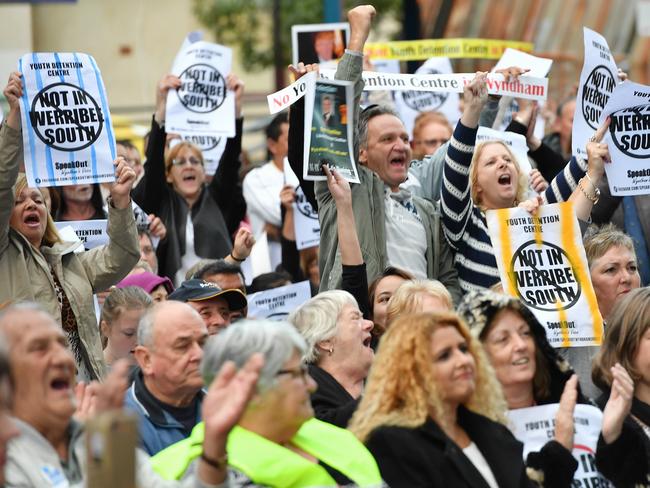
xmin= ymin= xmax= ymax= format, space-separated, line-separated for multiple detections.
xmin=462 ymin=442 xmax=499 ymax=488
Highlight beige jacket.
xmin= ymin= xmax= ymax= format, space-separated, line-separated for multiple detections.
xmin=0 ymin=121 xmax=139 ymax=380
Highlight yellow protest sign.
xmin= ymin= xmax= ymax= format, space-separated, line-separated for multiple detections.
xmin=486 ymin=202 xmax=603 ymax=348
xmin=364 ymin=38 xmax=534 ymax=61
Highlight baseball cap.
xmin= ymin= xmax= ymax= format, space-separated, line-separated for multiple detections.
xmin=168 ymin=279 xmax=247 ymax=311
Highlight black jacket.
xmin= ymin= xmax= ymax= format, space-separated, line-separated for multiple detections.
xmin=133 ymin=117 xmax=246 ymax=281
xmin=596 ymin=394 xmax=650 ymax=487
xmin=365 ymin=407 xmax=535 ymax=488
xmin=308 ymin=364 xmax=359 ymax=428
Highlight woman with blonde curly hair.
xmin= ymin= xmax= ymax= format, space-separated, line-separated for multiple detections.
xmin=385 ymin=279 xmax=452 ymax=326
xmin=349 ymin=312 xmax=536 ymax=488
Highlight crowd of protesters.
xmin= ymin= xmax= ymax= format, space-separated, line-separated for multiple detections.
xmin=0 ymin=3 xmax=650 ymax=487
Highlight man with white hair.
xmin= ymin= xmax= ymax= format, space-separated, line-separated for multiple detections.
xmin=126 ymin=300 xmax=209 ymax=455
xmin=1 ymin=302 xmax=261 ymax=487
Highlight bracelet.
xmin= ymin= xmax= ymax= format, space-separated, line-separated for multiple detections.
xmin=577 ymin=177 xmax=600 ymax=204
xmin=200 ymin=452 xmax=228 ymax=470
xmin=229 ymin=253 xmax=245 ymax=263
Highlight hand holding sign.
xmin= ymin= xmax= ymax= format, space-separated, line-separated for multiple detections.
xmin=110 ymin=157 xmax=136 ymax=209
xmin=529 ymin=169 xmax=548 ymax=193
xmin=461 ymin=72 xmax=489 ymax=127
xmin=155 ymin=74 xmax=182 ymax=124
xmin=288 ymin=62 xmax=320 ymax=81
xmin=226 ymin=73 xmax=245 ymax=119
xmin=586 ymin=117 xmax=611 ymax=180
xmin=324 ymin=165 xmax=352 ymax=207
xmin=231 ymin=227 xmax=255 ymax=262
xmin=554 ymin=374 xmax=579 ymax=451
xmin=601 ymin=363 xmax=635 ymax=444
xmin=3 ymin=71 xmax=22 ymax=129
xmin=280 ymin=184 xmax=297 ymax=211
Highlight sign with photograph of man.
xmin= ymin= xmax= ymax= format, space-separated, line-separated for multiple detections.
xmin=292 ymin=23 xmax=350 ymax=67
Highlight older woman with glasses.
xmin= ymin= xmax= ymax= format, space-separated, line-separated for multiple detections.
xmin=132 ymin=73 xmax=248 ymax=285
xmin=151 ymin=320 xmax=385 ymax=488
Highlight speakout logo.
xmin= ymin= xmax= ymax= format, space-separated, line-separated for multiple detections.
xmin=608 ymin=105 xmax=650 ymax=159
xmin=581 ymin=65 xmax=616 ymax=130
xmin=400 ymin=68 xmax=449 ymax=112
xmin=29 ymin=82 xmax=104 ymax=151
xmin=295 ymin=187 xmax=318 ymax=220
xmin=177 ymin=63 xmax=227 ymax=114
xmin=509 ymin=240 xmax=581 ymax=312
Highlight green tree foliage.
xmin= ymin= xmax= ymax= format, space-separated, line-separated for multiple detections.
xmin=193 ymin=0 xmax=401 ymax=71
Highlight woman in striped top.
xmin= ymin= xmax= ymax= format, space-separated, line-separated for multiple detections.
xmin=441 ymin=72 xmax=590 ymax=293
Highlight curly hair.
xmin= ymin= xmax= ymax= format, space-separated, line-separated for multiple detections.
xmin=469 ymin=140 xmax=528 ymax=210
xmin=349 ymin=312 xmax=507 ymax=443
xmin=592 ymin=287 xmax=650 ymax=391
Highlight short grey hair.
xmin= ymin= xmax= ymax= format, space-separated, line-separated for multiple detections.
xmin=136 ymin=301 xmax=202 ymax=349
xmin=357 ymin=104 xmax=401 ymax=154
xmin=201 ymin=319 xmax=307 ymax=393
xmin=288 ymin=290 xmax=358 ymax=364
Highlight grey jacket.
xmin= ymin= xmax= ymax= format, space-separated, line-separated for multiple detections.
xmin=0 ymin=121 xmax=140 ymax=380
xmin=5 ymin=417 xmax=227 ymax=488
xmin=316 ymin=52 xmax=461 ymax=303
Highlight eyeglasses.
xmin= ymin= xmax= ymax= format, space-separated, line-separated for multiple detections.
xmin=171 ymin=156 xmax=202 ymax=167
xmin=276 ymin=364 xmax=310 ymax=382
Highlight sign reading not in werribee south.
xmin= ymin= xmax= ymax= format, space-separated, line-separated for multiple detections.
xmin=486 ymin=202 xmax=603 ymax=348
xmin=166 ymin=41 xmax=235 ymax=138
xmin=19 ymin=52 xmax=116 ymax=187
xmin=573 ymin=27 xmax=619 ymax=159
xmin=599 ymin=80 xmax=650 ymax=196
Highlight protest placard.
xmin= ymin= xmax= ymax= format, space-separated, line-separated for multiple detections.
xmin=292 ymin=23 xmax=349 ymax=67
xmin=267 ymin=71 xmax=548 ymax=115
xmin=247 ymin=281 xmax=312 ymax=320
xmin=55 ymin=219 xmax=108 ymax=252
xmin=19 ymin=52 xmax=116 ymax=187
xmin=394 ymin=57 xmax=461 ymax=137
xmin=507 ymin=404 xmax=612 ymax=487
xmin=304 ymin=78 xmax=359 ymax=183
xmin=598 ymin=81 xmax=650 ymax=196
xmin=573 ymin=27 xmax=619 ymax=159
xmin=166 ymin=41 xmax=235 ymax=137
xmin=293 ymin=186 xmax=320 ymax=250
xmin=486 ymin=202 xmax=603 ymax=347
xmin=364 ymin=38 xmax=533 ymax=61
xmin=173 ymin=133 xmax=227 ymax=176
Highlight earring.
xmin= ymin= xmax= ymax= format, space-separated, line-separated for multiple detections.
xmin=328 ymin=348 xmax=333 ymax=356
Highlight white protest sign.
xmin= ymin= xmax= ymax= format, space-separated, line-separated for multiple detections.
xmin=599 ymin=81 xmax=650 ymax=196
xmin=486 ymin=202 xmax=603 ymax=347
xmin=174 ymin=133 xmax=227 ymax=176
xmin=247 ymin=280 xmax=312 ymax=320
xmin=492 ymin=48 xmax=552 ymax=133
xmin=166 ymin=41 xmax=235 ymax=137
xmin=293 ymin=186 xmax=320 ymax=250
xmin=55 ymin=219 xmax=108 ymax=253
xmin=573 ymin=27 xmax=619 ymax=159
xmin=19 ymin=52 xmax=116 ymax=188
xmin=267 ymin=71 xmax=315 ymax=114
xmin=493 ymin=48 xmax=553 ymax=78
xmin=267 ymin=71 xmax=548 ymax=115
xmin=320 ymin=70 xmax=548 ymax=99
xmin=394 ymin=57 xmax=461 ymax=138
xmin=507 ymin=404 xmax=612 ymax=487
xmin=476 ymin=127 xmax=532 ymax=177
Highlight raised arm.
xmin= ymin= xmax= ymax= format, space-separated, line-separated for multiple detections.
xmin=80 ymin=157 xmax=140 ymax=291
xmin=440 ymin=72 xmax=487 ymax=250
xmin=208 ymin=74 xmax=246 ymax=235
xmin=568 ymin=119 xmax=609 ymax=221
xmin=132 ymin=75 xmax=181 ymax=214
xmin=0 ymin=72 xmax=25 ymax=254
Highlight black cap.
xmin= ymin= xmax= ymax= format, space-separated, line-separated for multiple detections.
xmin=168 ymin=279 xmax=247 ymax=311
